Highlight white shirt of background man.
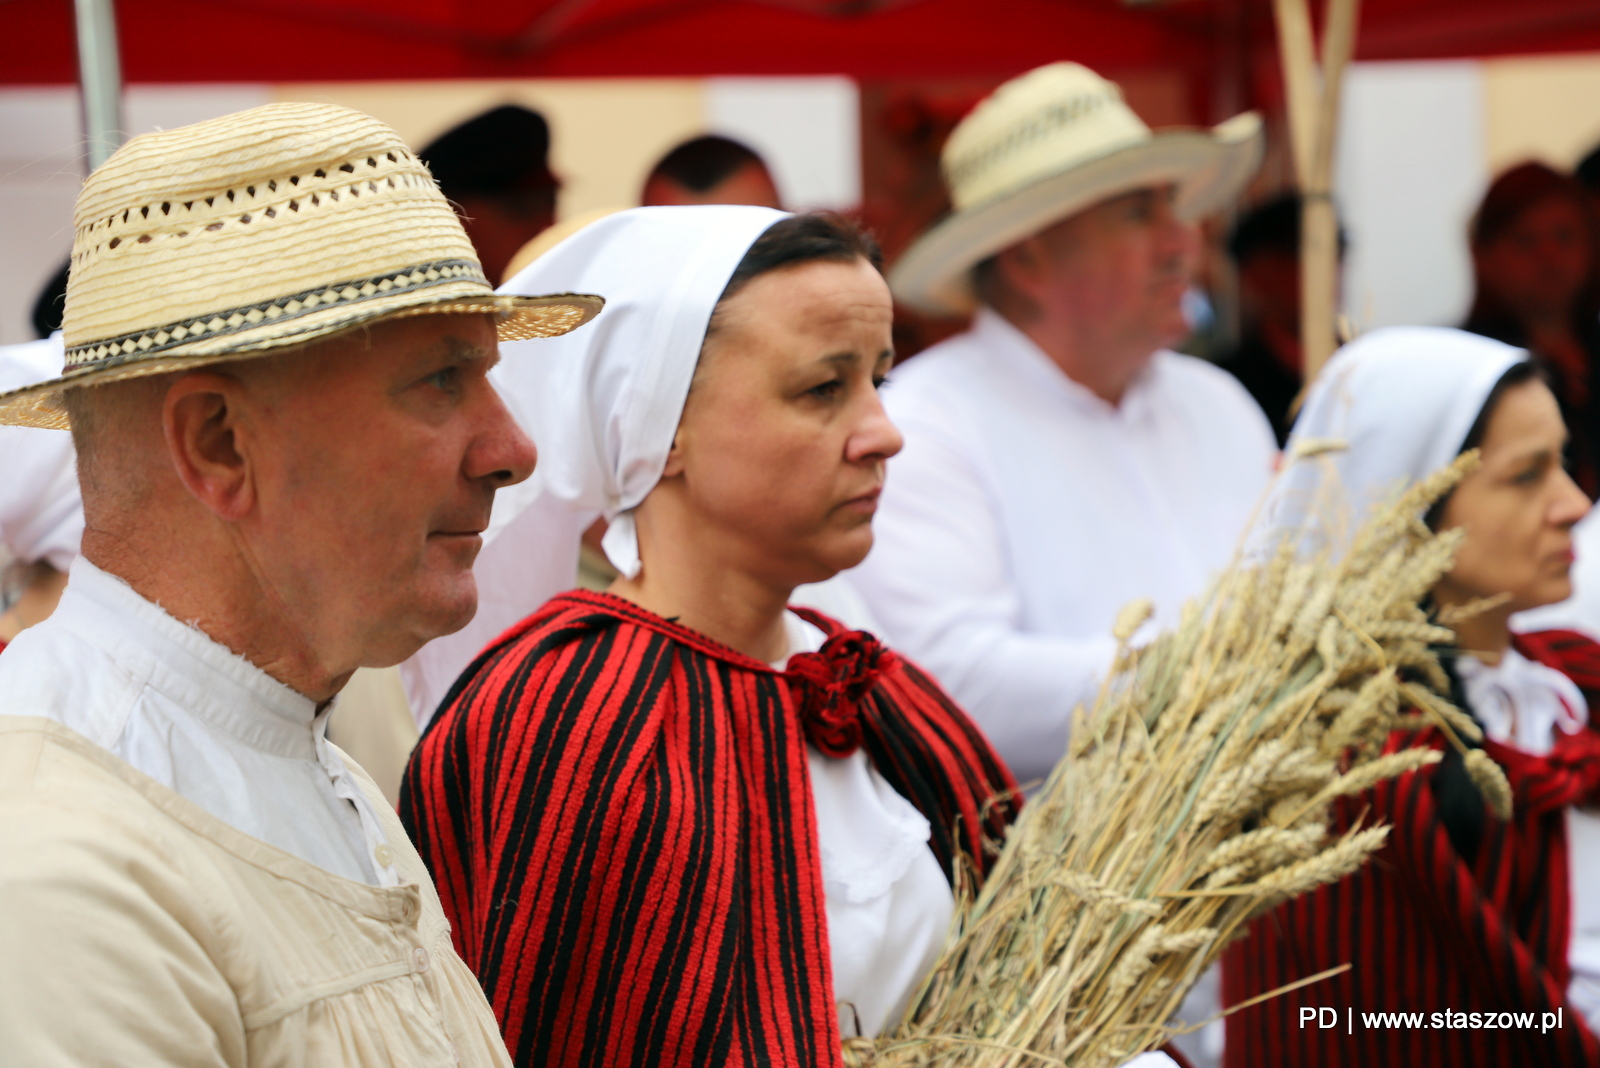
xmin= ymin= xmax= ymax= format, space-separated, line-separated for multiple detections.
xmin=848 ymin=308 xmax=1276 ymax=786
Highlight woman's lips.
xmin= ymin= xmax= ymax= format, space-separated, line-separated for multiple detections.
xmin=840 ymin=488 xmax=882 ymax=513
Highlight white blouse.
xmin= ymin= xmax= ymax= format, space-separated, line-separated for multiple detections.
xmin=1457 ymin=647 xmax=1600 ymax=1031
xmin=0 ymin=556 xmax=400 ymax=887
xmin=775 ymin=611 xmax=955 ymax=1038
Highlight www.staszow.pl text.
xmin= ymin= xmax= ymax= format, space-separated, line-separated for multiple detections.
xmin=1300 ymin=1007 xmax=1565 ymax=1032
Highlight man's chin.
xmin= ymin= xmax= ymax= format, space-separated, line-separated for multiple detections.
xmin=406 ymin=578 xmax=480 ymax=645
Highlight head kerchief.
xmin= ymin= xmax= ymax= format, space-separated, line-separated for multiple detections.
xmin=487 ymin=204 xmax=789 ymax=578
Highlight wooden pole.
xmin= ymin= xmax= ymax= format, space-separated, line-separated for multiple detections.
xmin=1273 ymin=0 xmax=1361 ymax=385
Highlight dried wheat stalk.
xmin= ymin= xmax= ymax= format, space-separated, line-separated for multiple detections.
xmin=843 ymin=450 xmax=1509 ymax=1068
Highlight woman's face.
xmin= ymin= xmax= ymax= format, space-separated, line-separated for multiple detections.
xmin=1435 ymin=378 xmax=1591 ymax=614
xmin=1475 ymin=195 xmax=1592 ymax=322
xmin=663 ymin=256 xmax=901 ymax=589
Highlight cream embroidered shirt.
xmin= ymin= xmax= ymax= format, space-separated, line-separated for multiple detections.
xmin=0 ymin=560 xmax=511 ymax=1065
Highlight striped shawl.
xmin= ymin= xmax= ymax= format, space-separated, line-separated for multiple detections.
xmin=401 ymin=590 xmax=1017 ymax=1068
xmin=1223 ymin=628 xmax=1600 ymax=1066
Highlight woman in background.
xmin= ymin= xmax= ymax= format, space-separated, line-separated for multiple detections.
xmin=1225 ymin=327 xmax=1600 ymax=1066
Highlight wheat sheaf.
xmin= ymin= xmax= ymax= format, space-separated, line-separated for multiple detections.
xmin=844 ymin=448 xmax=1507 ymax=1068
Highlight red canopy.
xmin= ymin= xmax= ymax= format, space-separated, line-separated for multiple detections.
xmin=3 ymin=0 xmax=1598 ymax=87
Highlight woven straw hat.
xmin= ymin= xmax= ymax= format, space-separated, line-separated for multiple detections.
xmin=890 ymin=62 xmax=1264 ymax=316
xmin=0 ymin=101 xmax=604 ymax=429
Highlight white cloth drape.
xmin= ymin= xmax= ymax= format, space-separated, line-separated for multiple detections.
xmin=0 ymin=334 xmax=81 ymax=571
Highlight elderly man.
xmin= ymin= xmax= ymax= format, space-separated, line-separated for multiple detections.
xmin=0 ymin=102 xmax=600 ymax=1063
xmin=852 ymin=63 xmax=1274 ymax=787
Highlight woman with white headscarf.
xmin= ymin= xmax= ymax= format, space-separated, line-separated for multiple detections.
xmin=399 ymin=207 xmax=1020 ymax=1068
xmin=1223 ymin=327 xmax=1600 ymax=1066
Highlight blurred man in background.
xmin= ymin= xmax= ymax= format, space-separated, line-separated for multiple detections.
xmin=851 ymin=64 xmax=1273 ymax=1066
xmin=421 ymin=104 xmax=561 ymax=285
xmin=640 ymin=134 xmax=782 ymax=208
xmin=1217 ymin=193 xmax=1346 ymax=445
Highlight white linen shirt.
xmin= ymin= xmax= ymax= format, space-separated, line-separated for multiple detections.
xmin=848 ymin=309 xmax=1276 ymax=785
xmin=0 ymin=557 xmax=399 ymax=887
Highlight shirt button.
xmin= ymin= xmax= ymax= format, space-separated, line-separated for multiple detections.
xmin=402 ymin=896 xmax=420 ymax=924
xmin=412 ymin=946 xmax=430 ymax=973
xmin=374 ymin=843 xmax=394 ymax=867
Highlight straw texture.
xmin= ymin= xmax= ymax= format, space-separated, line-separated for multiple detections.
xmin=888 ymin=63 xmax=1262 ymax=315
xmin=0 ymin=101 xmax=602 ymax=429
xmin=842 ymin=449 xmax=1506 ymax=1068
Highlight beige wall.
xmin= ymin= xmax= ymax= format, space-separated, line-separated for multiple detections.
xmin=1483 ymin=53 xmax=1600 ymax=172
xmin=272 ymin=79 xmax=706 ymax=220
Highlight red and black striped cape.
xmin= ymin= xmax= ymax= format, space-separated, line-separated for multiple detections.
xmin=400 ymin=589 xmax=1018 ymax=1068
xmin=1223 ymin=628 xmax=1600 ymax=1066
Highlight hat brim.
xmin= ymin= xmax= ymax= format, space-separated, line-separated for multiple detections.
xmin=889 ymin=113 xmax=1264 ymax=316
xmin=0 ymin=289 xmax=603 ymax=430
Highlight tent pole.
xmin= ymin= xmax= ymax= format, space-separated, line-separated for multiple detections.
xmin=74 ymin=0 xmax=124 ymax=174
xmin=1273 ymin=0 xmax=1360 ymax=385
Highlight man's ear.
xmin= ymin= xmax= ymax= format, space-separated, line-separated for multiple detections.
xmin=998 ymin=237 xmax=1047 ymax=291
xmin=162 ymin=371 xmax=257 ymax=521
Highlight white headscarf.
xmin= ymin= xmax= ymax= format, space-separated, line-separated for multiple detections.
xmin=486 ymin=204 xmax=789 ymax=577
xmin=1269 ymin=326 xmax=1527 ymax=545
xmin=399 ymin=206 xmax=788 ymax=723
xmin=1276 ymin=326 xmax=1591 ymax=748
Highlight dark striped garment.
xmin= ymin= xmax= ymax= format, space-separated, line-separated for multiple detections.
xmin=1224 ymin=629 xmax=1600 ymax=1066
xmin=401 ymin=590 xmax=1017 ymax=1068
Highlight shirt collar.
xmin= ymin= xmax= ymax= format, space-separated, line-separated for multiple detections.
xmin=1456 ymin=645 xmax=1588 ymax=754
xmin=969 ymin=307 xmax=1159 ymax=423
xmin=58 ymin=557 xmax=322 ymax=759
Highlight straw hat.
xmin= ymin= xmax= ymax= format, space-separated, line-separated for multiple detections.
xmin=890 ymin=62 xmax=1264 ymax=316
xmin=0 ymin=101 xmax=604 ymax=430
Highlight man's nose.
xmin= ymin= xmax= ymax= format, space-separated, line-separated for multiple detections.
xmin=468 ymin=386 xmax=538 ymax=486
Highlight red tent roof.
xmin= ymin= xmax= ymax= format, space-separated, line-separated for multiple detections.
xmin=4 ymin=0 xmax=1598 ymax=87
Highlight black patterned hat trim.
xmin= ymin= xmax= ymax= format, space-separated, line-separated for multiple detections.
xmin=65 ymin=259 xmax=489 ymax=370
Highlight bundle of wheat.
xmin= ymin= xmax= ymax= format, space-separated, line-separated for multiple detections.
xmin=843 ymin=449 xmax=1509 ymax=1068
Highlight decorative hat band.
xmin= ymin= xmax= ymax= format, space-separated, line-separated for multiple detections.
xmin=65 ymin=259 xmax=487 ymax=370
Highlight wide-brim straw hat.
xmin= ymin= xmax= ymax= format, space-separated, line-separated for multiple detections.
xmin=0 ymin=101 xmax=604 ymax=429
xmin=890 ymin=62 xmax=1264 ymax=316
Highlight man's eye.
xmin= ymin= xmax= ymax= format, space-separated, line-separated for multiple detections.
xmin=807 ymin=379 xmax=843 ymax=399
xmin=426 ymin=367 xmax=459 ymax=391
xmin=872 ymin=374 xmax=890 ymax=390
